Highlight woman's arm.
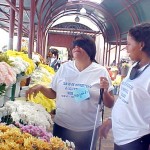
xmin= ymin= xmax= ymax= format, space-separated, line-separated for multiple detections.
xmin=103 ymin=90 xmax=114 ymax=108
xmin=26 ymin=84 xmax=56 ymax=99
xmin=99 ymin=118 xmax=112 ymax=139
xmin=100 ymin=77 xmax=115 ymax=108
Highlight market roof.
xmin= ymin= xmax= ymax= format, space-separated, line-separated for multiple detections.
xmin=0 ymin=0 xmax=149 ymax=44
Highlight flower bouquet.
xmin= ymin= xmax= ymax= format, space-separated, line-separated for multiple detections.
xmin=0 ymin=62 xmax=16 ymax=96
xmin=6 ymin=50 xmax=35 ymax=76
xmin=0 ymin=123 xmax=75 ymax=150
xmin=4 ymin=50 xmax=36 ymax=98
xmin=0 ymin=99 xmax=53 ymax=130
xmin=27 ymin=64 xmax=56 ymax=112
xmin=0 ymin=52 xmax=13 ymax=66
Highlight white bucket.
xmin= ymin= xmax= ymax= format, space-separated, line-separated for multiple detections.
xmin=0 ymin=95 xmax=5 ymax=107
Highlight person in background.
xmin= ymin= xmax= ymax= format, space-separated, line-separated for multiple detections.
xmin=57 ymin=58 xmax=61 ymax=69
xmin=111 ymin=60 xmax=116 ymax=66
xmin=26 ymin=34 xmax=114 ymax=150
xmin=99 ymin=23 xmax=150 ymax=150
xmin=50 ymin=53 xmax=58 ymax=71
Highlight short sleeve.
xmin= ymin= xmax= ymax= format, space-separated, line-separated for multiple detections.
xmin=50 ymin=65 xmax=63 ymax=91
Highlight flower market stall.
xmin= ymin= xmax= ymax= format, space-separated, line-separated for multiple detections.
xmin=0 ymin=51 xmax=75 ymax=150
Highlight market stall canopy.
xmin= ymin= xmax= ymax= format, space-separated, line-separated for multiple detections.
xmin=0 ymin=0 xmax=149 ymax=44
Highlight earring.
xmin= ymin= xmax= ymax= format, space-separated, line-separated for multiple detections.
xmin=140 ymin=47 xmax=143 ymax=51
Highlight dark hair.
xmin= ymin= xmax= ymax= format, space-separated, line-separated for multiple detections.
xmin=128 ymin=22 xmax=150 ymax=56
xmin=73 ymin=34 xmax=96 ymax=61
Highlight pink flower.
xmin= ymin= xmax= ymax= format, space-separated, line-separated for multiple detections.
xmin=0 ymin=62 xmax=16 ymax=86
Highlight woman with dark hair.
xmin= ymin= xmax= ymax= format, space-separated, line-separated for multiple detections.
xmin=100 ymin=23 xmax=150 ymax=150
xmin=26 ymin=34 xmax=114 ymax=150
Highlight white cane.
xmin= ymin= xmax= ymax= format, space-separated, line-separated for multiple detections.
xmin=90 ymin=88 xmax=104 ymax=150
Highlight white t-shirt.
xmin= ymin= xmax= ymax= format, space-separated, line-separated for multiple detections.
xmin=51 ymin=60 xmax=113 ymax=131
xmin=112 ymin=63 xmax=150 ymax=145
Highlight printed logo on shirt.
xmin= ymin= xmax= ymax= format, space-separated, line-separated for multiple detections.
xmin=118 ymin=79 xmax=133 ymax=104
xmin=73 ymin=86 xmax=90 ymax=102
xmin=61 ymin=82 xmax=91 ymax=100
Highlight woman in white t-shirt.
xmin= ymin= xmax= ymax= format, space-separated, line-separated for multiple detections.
xmin=26 ymin=34 xmax=114 ymax=150
xmin=100 ymin=23 xmax=150 ymax=150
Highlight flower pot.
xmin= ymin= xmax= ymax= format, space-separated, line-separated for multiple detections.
xmin=0 ymin=94 xmax=5 ymax=107
xmin=5 ymin=81 xmax=21 ymax=100
xmin=15 ymin=81 xmax=21 ymax=97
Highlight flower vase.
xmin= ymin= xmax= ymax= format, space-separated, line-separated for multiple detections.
xmin=5 ymin=81 xmax=21 ymax=100
xmin=5 ymin=85 xmax=12 ymax=101
xmin=15 ymin=81 xmax=21 ymax=98
xmin=0 ymin=94 xmax=5 ymax=107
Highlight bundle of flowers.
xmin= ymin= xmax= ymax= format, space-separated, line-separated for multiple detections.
xmin=0 ymin=124 xmax=75 ymax=150
xmin=16 ymin=123 xmax=53 ymax=142
xmin=0 ymin=124 xmax=50 ymax=150
xmin=6 ymin=50 xmax=35 ymax=76
xmin=30 ymin=66 xmax=54 ymax=85
xmin=110 ymin=66 xmax=118 ymax=72
xmin=112 ymin=74 xmax=122 ymax=86
xmin=32 ymin=52 xmax=45 ymax=64
xmin=0 ymin=62 xmax=16 ymax=96
xmin=9 ymin=56 xmax=29 ymax=75
xmin=122 ymin=62 xmax=130 ymax=68
xmin=21 ymin=38 xmax=28 ymax=52
xmin=1 ymin=100 xmax=53 ymax=130
xmin=27 ymin=65 xmax=56 ymax=112
xmin=38 ymin=63 xmax=55 ymax=75
xmin=28 ymin=92 xmax=56 ymax=113
xmin=0 ymin=52 xmax=13 ymax=66
xmin=49 ymin=137 xmax=75 ymax=150
xmin=32 ymin=52 xmax=41 ymax=63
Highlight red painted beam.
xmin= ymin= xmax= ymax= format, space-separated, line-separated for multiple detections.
xmin=17 ymin=0 xmax=24 ymax=51
xmin=8 ymin=0 xmax=16 ymax=50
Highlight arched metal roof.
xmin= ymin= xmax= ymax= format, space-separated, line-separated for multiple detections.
xmin=0 ymin=0 xmax=149 ymax=44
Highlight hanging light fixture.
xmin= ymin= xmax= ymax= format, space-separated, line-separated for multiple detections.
xmin=75 ymin=15 xmax=80 ymax=22
xmin=89 ymin=0 xmax=103 ymax=4
xmin=80 ymin=7 xmax=86 ymax=15
xmin=68 ymin=0 xmax=103 ymax=4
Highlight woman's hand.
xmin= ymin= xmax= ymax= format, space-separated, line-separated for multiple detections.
xmin=26 ymin=84 xmax=43 ymax=99
xmin=99 ymin=118 xmax=112 ymax=139
xmin=100 ymin=77 xmax=109 ymax=92
xmin=100 ymin=77 xmax=114 ymax=108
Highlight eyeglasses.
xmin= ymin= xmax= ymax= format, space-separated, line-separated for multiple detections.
xmin=129 ymin=62 xmax=150 ymax=80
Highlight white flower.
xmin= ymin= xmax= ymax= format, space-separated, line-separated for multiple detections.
xmin=9 ymin=57 xmax=29 ymax=74
xmin=32 ymin=53 xmax=40 ymax=63
xmin=71 ymin=142 xmax=75 ymax=148
xmin=3 ymin=100 xmax=53 ymax=130
xmin=65 ymin=140 xmax=71 ymax=147
xmin=11 ymin=112 xmax=20 ymax=122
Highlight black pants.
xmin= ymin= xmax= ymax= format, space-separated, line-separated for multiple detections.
xmin=53 ymin=123 xmax=99 ymax=150
xmin=114 ymin=134 xmax=150 ymax=150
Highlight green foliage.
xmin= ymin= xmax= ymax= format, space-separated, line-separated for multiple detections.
xmin=0 ymin=53 xmax=14 ymax=66
xmin=0 ymin=83 xmax=6 ymax=96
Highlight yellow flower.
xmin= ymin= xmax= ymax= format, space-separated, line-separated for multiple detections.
xmin=29 ymin=91 xmax=56 ymax=112
xmin=6 ymin=50 xmax=35 ymax=76
xmin=122 ymin=62 xmax=129 ymax=68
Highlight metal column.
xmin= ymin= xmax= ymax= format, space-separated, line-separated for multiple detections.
xmin=8 ymin=0 xmax=16 ymax=50
xmin=17 ymin=0 xmax=24 ymax=51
